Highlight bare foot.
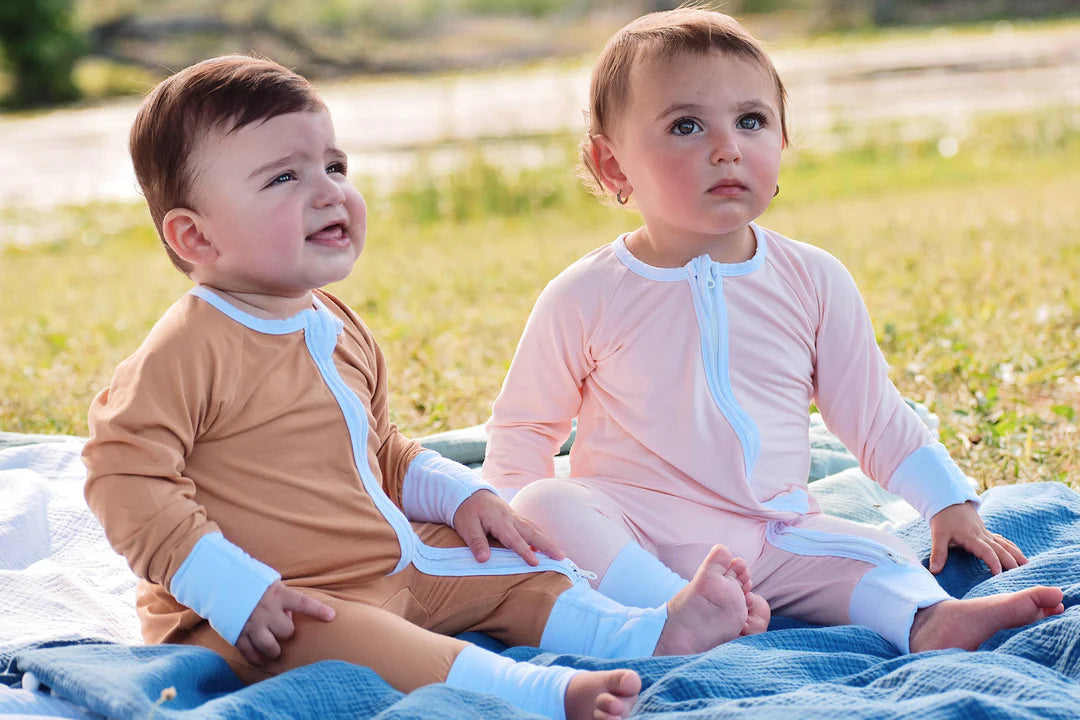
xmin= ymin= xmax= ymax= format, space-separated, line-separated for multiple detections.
xmin=909 ymin=586 xmax=1065 ymax=652
xmin=742 ymin=590 xmax=771 ymax=636
xmin=654 ymin=544 xmax=749 ymax=655
xmin=721 ymin=559 xmax=771 ymax=637
xmin=565 ymin=668 xmax=641 ymax=720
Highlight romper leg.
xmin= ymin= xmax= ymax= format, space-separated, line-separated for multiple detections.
xmin=180 ymin=585 xmax=469 ymax=691
xmin=415 ymin=567 xmax=666 ymax=660
xmin=182 ymin=581 xmax=601 ymax=719
xmin=411 ymin=523 xmax=667 ymax=658
xmin=600 ymin=541 xmax=689 ymax=608
xmin=512 ymin=479 xmax=696 ymax=608
xmin=510 ymin=478 xmax=636 ymax=585
xmin=507 ymin=479 xmax=686 ymax=608
xmin=539 ymin=582 xmax=667 ymax=658
xmin=752 ymin=513 xmax=950 ymax=653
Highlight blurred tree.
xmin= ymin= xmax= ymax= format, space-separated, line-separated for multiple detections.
xmin=812 ymin=0 xmax=873 ymax=29
xmin=870 ymin=0 xmax=1080 ymax=25
xmin=0 ymin=0 xmax=84 ymax=107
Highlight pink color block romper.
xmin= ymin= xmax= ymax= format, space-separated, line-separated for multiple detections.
xmin=483 ymin=224 xmax=979 ymax=652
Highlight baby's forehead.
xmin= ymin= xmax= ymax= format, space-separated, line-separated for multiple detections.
xmin=180 ymin=115 xmax=258 ymax=190
xmin=183 ymin=118 xmax=239 ymax=175
xmin=634 ymin=45 xmax=772 ymax=81
xmin=188 ymin=108 xmax=337 ymax=174
xmin=622 ymin=48 xmax=778 ymax=106
xmin=195 ymin=108 xmax=308 ymax=148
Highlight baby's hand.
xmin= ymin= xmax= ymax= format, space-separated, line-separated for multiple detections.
xmin=453 ymin=490 xmax=565 ymax=565
xmin=235 ymin=581 xmax=335 ymax=666
xmin=928 ymin=501 xmax=1027 ymax=574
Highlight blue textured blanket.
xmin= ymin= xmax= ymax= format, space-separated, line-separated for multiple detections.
xmin=13 ymin=481 xmax=1080 ymax=719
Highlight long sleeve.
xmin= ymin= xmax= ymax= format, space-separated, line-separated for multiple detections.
xmin=402 ymin=450 xmax=498 ymax=524
xmin=85 ymin=291 xmax=428 ymax=650
xmin=83 ymin=312 xmax=225 ymax=592
xmin=810 ymin=251 xmax=977 ymax=519
xmin=483 ymin=271 xmax=598 ymax=494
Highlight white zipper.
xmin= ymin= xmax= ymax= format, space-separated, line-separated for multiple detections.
xmin=570 ymin=563 xmax=599 ymax=581
xmin=687 ymin=258 xmax=760 ymax=478
xmin=189 ymin=290 xmax=443 ymax=577
xmin=304 ymin=309 xmax=417 ymax=574
xmin=306 ymin=305 xmax=602 ymax=584
xmin=766 ymin=521 xmax=910 ymax=566
xmin=411 ymin=542 xmax=596 ymax=583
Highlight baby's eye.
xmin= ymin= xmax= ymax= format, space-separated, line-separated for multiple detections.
xmin=737 ymin=113 xmax=767 ymax=131
xmin=268 ymin=171 xmax=296 ymax=186
xmin=671 ymin=118 xmax=703 ymax=136
xmin=327 ymin=161 xmax=346 ymax=176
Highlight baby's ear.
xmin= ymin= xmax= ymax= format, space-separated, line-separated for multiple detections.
xmin=590 ymin=134 xmax=629 ymax=195
xmin=162 ymin=208 xmax=218 ymax=266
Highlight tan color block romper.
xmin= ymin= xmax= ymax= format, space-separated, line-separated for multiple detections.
xmin=83 ymin=289 xmax=576 ymax=691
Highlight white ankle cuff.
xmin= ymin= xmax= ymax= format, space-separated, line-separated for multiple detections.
xmin=849 ymin=563 xmax=951 ymax=653
xmin=541 ymin=582 xmax=667 ymax=658
xmin=445 ymin=644 xmax=578 ymax=720
xmin=598 ymin=541 xmax=688 ymax=608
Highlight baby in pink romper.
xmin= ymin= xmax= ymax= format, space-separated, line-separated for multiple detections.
xmin=482 ymin=7 xmax=1064 ymax=654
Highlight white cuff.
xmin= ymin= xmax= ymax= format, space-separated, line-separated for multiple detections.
xmin=446 ymin=644 xmax=579 ymax=720
xmin=598 ymin=541 xmax=688 ymax=608
xmin=886 ymin=443 xmax=981 ymax=522
xmin=541 ymin=582 xmax=667 ymax=659
xmin=849 ymin=563 xmax=951 ymax=654
xmin=403 ymin=450 xmax=500 ymax=525
xmin=169 ymin=532 xmax=280 ymax=645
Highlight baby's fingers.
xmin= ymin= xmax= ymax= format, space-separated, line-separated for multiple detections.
xmin=968 ymin=537 xmax=1004 ymax=575
xmin=456 ymin=514 xmax=493 ymax=563
xmin=516 ymin=522 xmax=565 ymax=562
xmin=236 ymin=635 xmax=263 ymax=666
xmin=243 ymin=626 xmax=282 ymax=663
xmin=928 ymin=536 xmax=950 ymax=574
xmin=993 ymin=533 xmax=1028 ymax=567
xmin=987 ymin=533 xmax=1023 ymax=572
xmin=502 ymin=532 xmax=539 ymax=566
xmin=283 ymin=589 xmax=335 ymax=623
xmin=488 ymin=518 xmax=538 ymax=565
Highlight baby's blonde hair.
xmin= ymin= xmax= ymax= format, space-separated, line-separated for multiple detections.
xmin=579 ymin=6 xmax=789 ymax=201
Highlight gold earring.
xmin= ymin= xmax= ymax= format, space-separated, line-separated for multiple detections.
xmin=774 ymin=184 xmax=780 ymax=197
xmin=616 ymin=189 xmax=630 ymax=205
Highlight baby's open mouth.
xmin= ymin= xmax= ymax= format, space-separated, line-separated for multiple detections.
xmin=307 ymin=222 xmax=348 ymax=244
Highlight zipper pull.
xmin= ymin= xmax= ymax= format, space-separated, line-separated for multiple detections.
xmin=707 ymin=262 xmax=720 ymax=289
xmin=690 ymin=257 xmax=716 ymax=289
xmin=702 ymin=260 xmax=717 ymax=289
xmin=567 ymin=560 xmax=598 ymax=581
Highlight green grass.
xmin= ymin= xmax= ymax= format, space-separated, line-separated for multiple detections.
xmin=2 ymin=108 xmax=1079 ymax=492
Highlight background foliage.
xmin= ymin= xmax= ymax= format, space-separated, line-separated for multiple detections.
xmin=3 ymin=0 xmax=1078 ymax=106
xmin=2 ymin=107 xmax=1078 ymax=490
xmin=1 ymin=4 xmax=1078 ymax=493
xmin=0 ymin=0 xmax=83 ymax=107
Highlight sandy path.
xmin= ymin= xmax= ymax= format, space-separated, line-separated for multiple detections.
xmin=0 ymin=22 xmax=1077 ymax=212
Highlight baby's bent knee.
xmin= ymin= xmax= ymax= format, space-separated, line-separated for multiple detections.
xmin=511 ymin=478 xmax=583 ymax=521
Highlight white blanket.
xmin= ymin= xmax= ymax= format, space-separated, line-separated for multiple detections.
xmin=0 ymin=440 xmax=141 ymax=653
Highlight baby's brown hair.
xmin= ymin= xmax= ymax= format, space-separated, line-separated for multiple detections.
xmin=129 ymin=55 xmax=326 ymax=273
